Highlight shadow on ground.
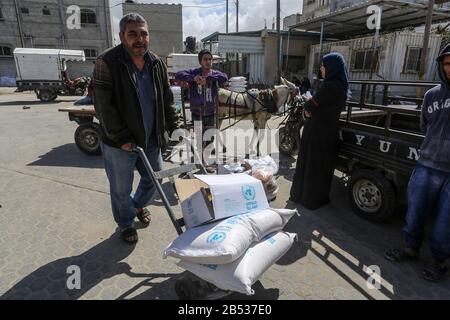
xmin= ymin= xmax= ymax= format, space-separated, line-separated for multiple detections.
xmin=1 ymin=233 xmax=144 ymax=299
xmin=277 ymin=153 xmax=297 ymax=183
xmin=125 ymin=274 xmax=280 ymax=300
xmin=1 ymin=230 xmax=280 ymax=300
xmin=275 ymin=177 xmax=450 ymax=299
xmin=0 ymin=100 xmax=76 ymax=107
xmin=27 ymin=144 xmax=104 ymax=169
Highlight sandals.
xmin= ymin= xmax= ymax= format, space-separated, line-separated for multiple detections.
xmin=422 ymin=259 xmax=448 ymax=282
xmin=384 ymin=248 xmax=419 ymax=262
xmin=136 ymin=208 xmax=151 ymax=226
xmin=121 ymin=227 xmax=138 ymax=245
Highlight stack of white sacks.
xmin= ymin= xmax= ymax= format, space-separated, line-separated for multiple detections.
xmin=164 ymin=207 xmax=299 ymax=295
xmin=171 ymin=86 xmax=183 ymax=112
xmin=228 ymin=76 xmax=248 ymax=93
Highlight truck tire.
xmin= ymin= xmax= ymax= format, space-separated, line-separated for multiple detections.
xmin=348 ymin=170 xmax=397 ymax=222
xmin=175 ymin=276 xmax=200 ymax=300
xmin=38 ymin=89 xmax=56 ymax=102
xmin=75 ymin=123 xmax=101 ymax=156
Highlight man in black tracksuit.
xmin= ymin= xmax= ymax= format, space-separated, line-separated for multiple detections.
xmin=93 ymin=13 xmax=178 ymax=244
xmin=385 ymin=43 xmax=450 ymax=282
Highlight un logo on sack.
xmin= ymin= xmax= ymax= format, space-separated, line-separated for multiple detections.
xmin=207 ymin=232 xmax=227 ymax=244
xmin=242 ymin=185 xmax=256 ymax=201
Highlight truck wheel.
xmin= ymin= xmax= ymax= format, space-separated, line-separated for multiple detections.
xmin=38 ymin=90 xmax=56 ymax=102
xmin=348 ymin=170 xmax=397 ymax=222
xmin=75 ymin=123 xmax=101 ymax=156
xmin=175 ymin=277 xmax=199 ymax=300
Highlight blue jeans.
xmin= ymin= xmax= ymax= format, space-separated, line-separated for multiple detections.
xmin=101 ymin=143 xmax=162 ymax=229
xmin=192 ymin=114 xmax=217 ymax=148
xmin=403 ymin=163 xmax=450 ymax=261
xmin=74 ymin=96 xmax=93 ymax=106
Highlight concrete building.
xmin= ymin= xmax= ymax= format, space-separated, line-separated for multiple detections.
xmin=308 ymin=31 xmax=443 ymax=97
xmin=300 ymin=0 xmax=450 ymax=22
xmin=283 ymin=14 xmax=302 ymax=31
xmin=122 ymin=2 xmax=183 ymax=60
xmin=289 ymin=0 xmax=450 ymax=98
xmin=202 ymin=30 xmax=323 ymax=86
xmin=0 ymin=0 xmax=114 ymax=79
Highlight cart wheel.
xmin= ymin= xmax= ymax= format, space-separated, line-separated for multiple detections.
xmin=348 ymin=170 xmax=397 ymax=222
xmin=38 ymin=90 xmax=56 ymax=102
xmin=75 ymin=123 xmax=101 ymax=156
xmin=175 ymin=277 xmax=200 ymax=300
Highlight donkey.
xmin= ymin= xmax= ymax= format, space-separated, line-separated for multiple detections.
xmin=216 ymin=77 xmax=298 ymax=156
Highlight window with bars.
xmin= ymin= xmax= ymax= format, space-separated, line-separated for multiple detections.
xmin=403 ymin=47 xmax=422 ymax=73
xmin=84 ymin=49 xmax=98 ymax=59
xmin=0 ymin=46 xmax=12 ymax=56
xmin=81 ymin=9 xmax=97 ymax=24
xmin=352 ymin=49 xmax=378 ymax=71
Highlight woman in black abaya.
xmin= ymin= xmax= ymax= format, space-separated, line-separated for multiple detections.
xmin=290 ymin=53 xmax=349 ymax=210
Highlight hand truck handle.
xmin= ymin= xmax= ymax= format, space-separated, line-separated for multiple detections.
xmin=132 ymin=146 xmax=183 ymax=235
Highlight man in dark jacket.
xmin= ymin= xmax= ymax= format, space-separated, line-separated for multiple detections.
xmin=385 ymin=43 xmax=450 ymax=282
xmin=93 ymin=13 xmax=178 ymax=244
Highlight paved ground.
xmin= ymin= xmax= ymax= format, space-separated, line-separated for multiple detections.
xmin=0 ymin=87 xmax=449 ymax=300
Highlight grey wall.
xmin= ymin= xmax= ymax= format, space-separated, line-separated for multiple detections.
xmin=264 ymin=34 xmax=315 ymax=85
xmin=122 ymin=3 xmax=183 ymax=60
xmin=0 ymin=0 xmax=113 ymax=79
xmin=309 ymin=32 xmax=443 ymax=97
xmin=283 ymin=14 xmax=302 ymax=30
xmin=301 ymin=0 xmax=449 ymax=21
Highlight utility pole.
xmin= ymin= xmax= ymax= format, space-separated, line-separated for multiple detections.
xmin=226 ymin=0 xmax=229 ymax=75
xmin=57 ymin=0 xmax=67 ymax=49
xmin=236 ymin=0 xmax=239 ymax=32
xmin=419 ymin=0 xmax=435 ymax=81
xmin=104 ymin=0 xmax=112 ymax=48
xmin=13 ymin=0 xmax=25 ymax=47
xmin=277 ymin=0 xmax=281 ymax=84
xmin=416 ymin=0 xmax=435 ymax=99
xmin=369 ymin=6 xmax=382 ymax=103
xmin=236 ymin=0 xmax=239 ymax=75
xmin=319 ymin=22 xmax=324 ymax=60
xmin=226 ymin=0 xmax=229 ymax=33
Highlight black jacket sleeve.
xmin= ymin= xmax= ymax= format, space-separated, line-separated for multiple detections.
xmin=93 ymin=59 xmax=135 ymax=146
xmin=159 ymin=58 xmax=178 ymax=134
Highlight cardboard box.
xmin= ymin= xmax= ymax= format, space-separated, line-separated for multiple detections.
xmin=175 ymin=174 xmax=269 ymax=229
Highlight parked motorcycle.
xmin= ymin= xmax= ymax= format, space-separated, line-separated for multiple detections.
xmin=278 ymin=94 xmax=308 ymax=157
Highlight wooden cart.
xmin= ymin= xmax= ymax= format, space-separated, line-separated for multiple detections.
xmin=59 ymin=106 xmax=101 ymax=156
